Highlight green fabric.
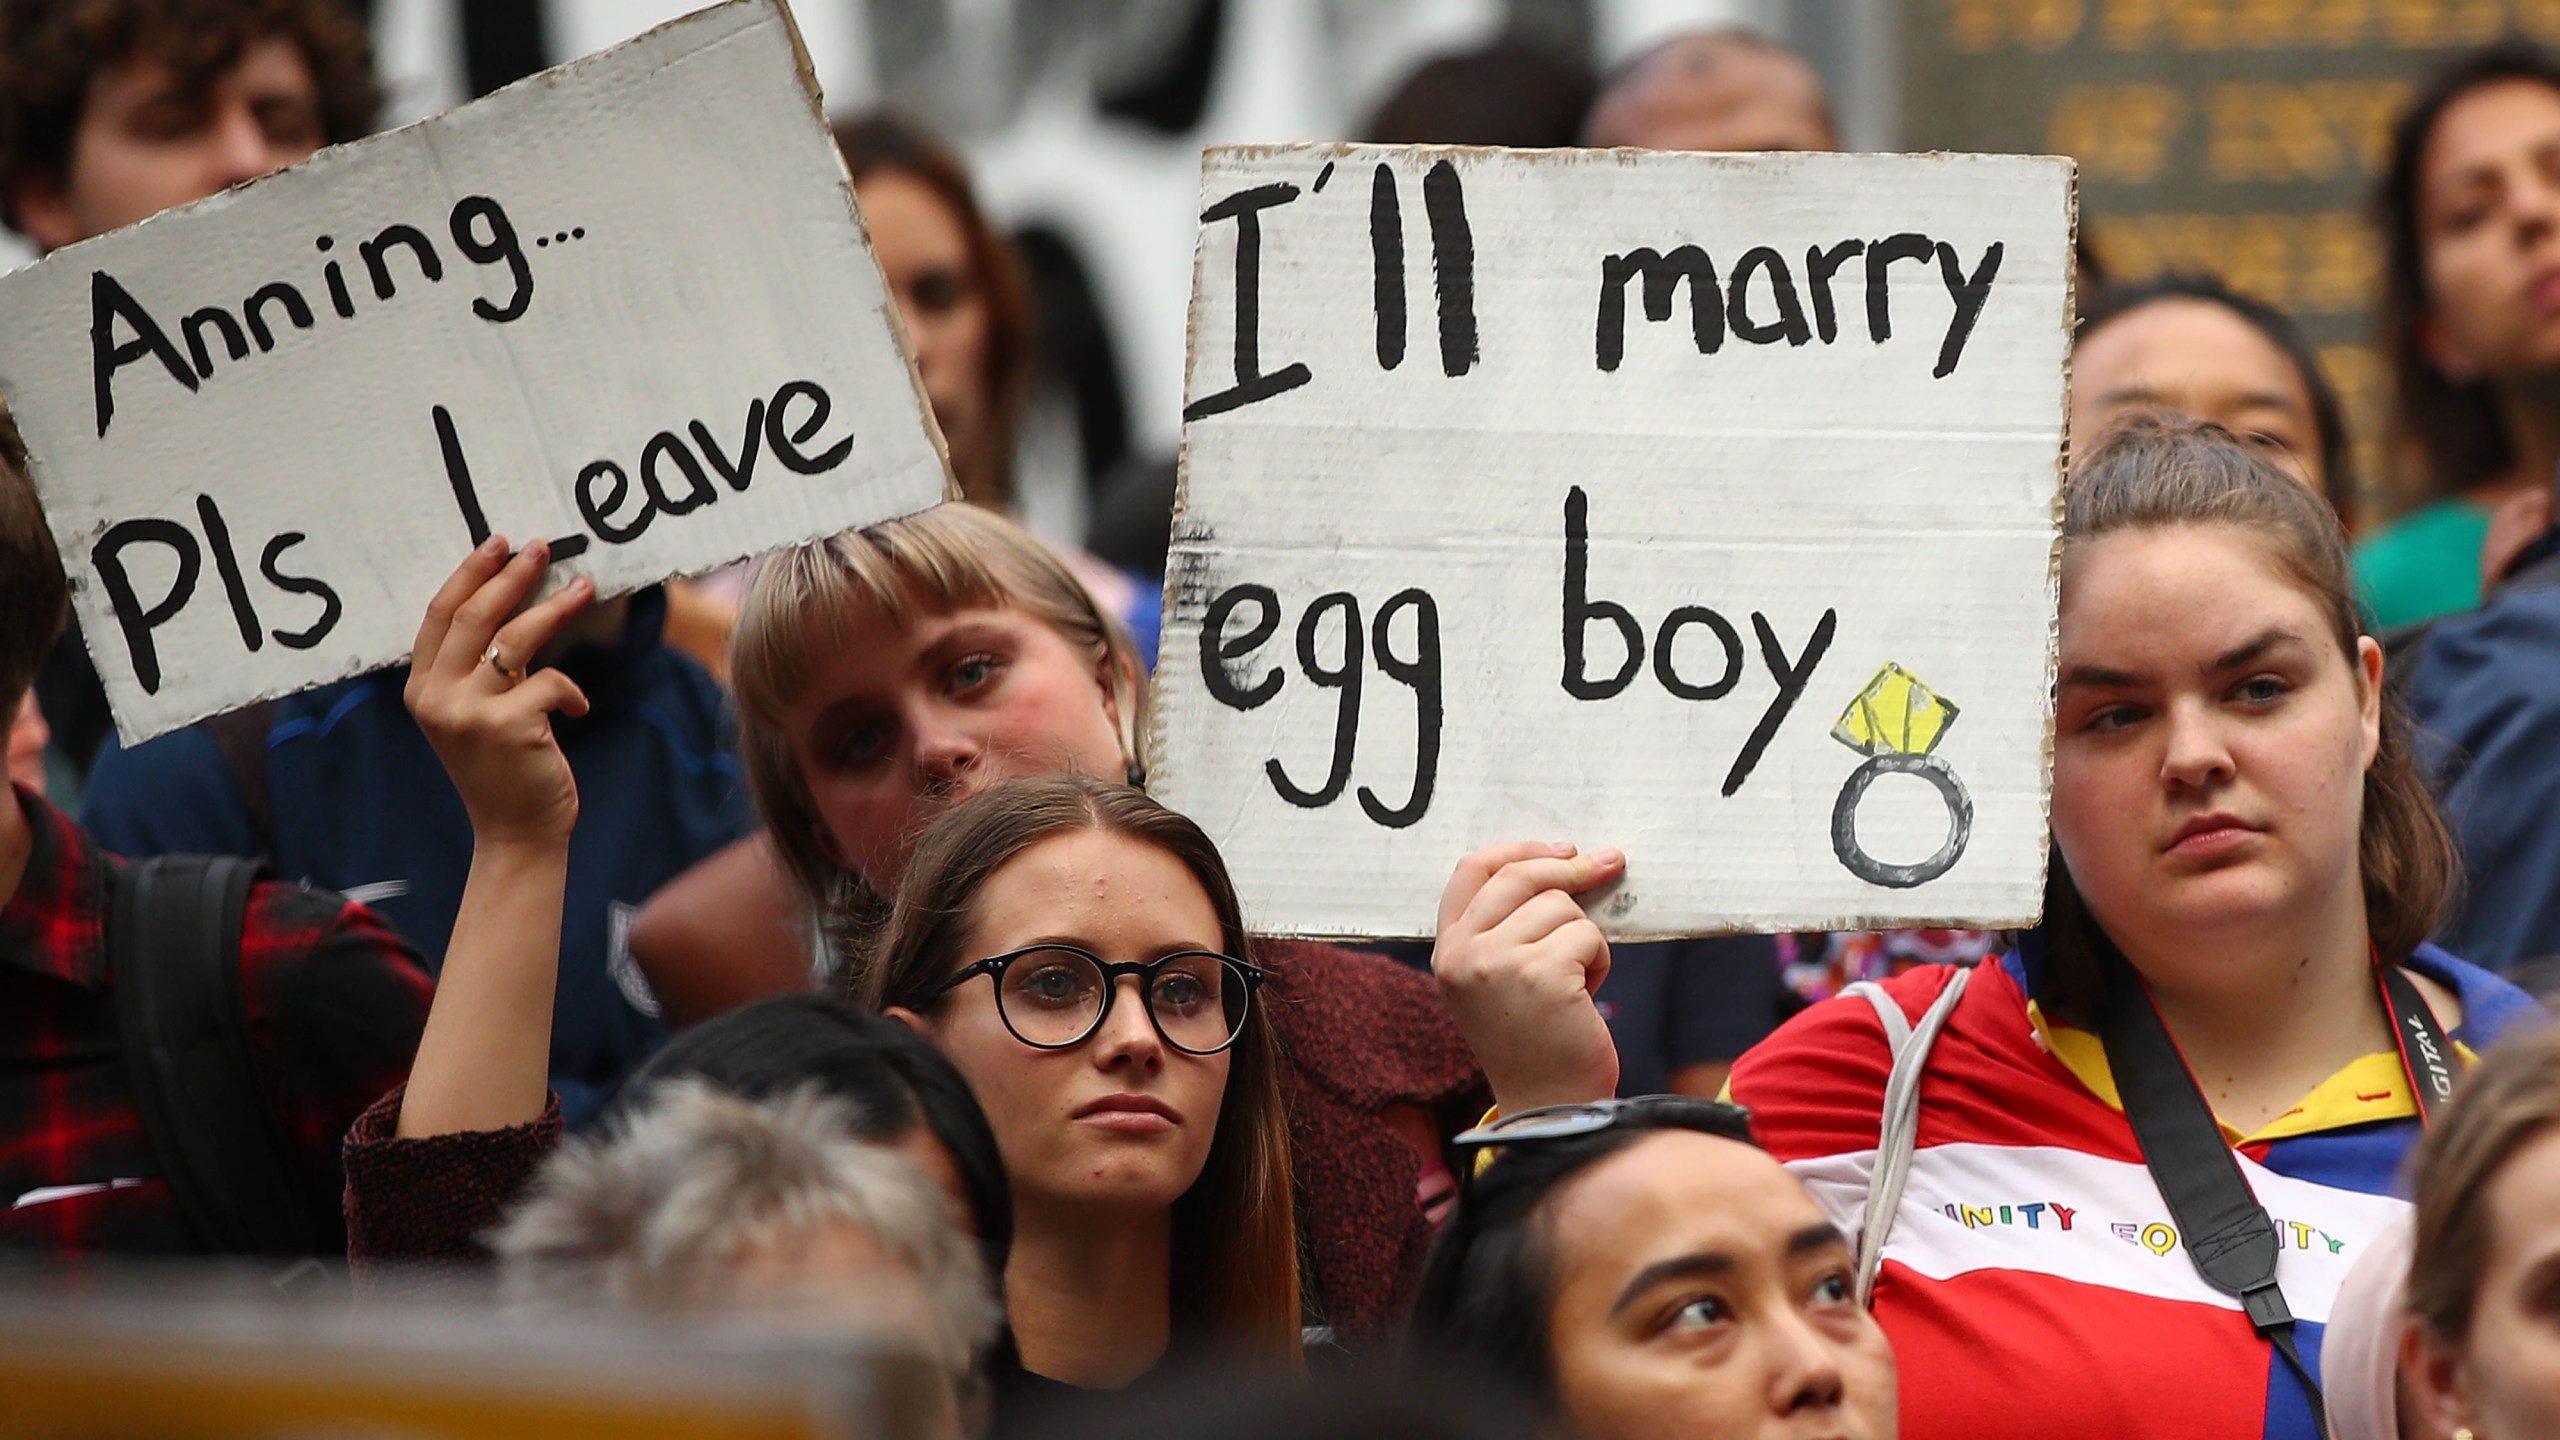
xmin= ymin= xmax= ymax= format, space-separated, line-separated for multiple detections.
xmin=2353 ymin=499 xmax=2491 ymax=631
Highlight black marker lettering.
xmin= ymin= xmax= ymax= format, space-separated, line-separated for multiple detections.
xmin=1864 ymin=233 xmax=1934 ymax=344
xmin=767 ymin=380 xmax=853 ymax=473
xmin=450 ymin=195 xmax=532 ymax=323
xmin=1725 ymin=608 xmax=1837 ymax=796
xmin=1200 ymin=583 xmax=1283 ymax=709
xmin=180 ymin=307 xmax=249 ymax=379
xmin=1653 ymin=605 xmax=1744 ymax=700
xmin=691 ymin=400 xmax=766 ymax=492
xmin=639 ymin=430 xmax=716 ymax=516
xmin=1933 ymin=241 xmax=2005 ymax=379
xmin=194 ymin=494 xmax=262 ymax=653
xmin=1727 ymin=246 xmax=1810 ymax=346
xmin=317 ymin=237 xmax=356 ymax=319
xmin=433 ymin=404 xmax=492 ymax=548
xmin=91 ymin=518 xmax=201 ymax=694
xmin=1358 ymin=587 xmax=1441 ymax=829
xmin=1184 ymin=183 xmax=1313 ymax=421
xmin=1805 ymin=239 xmax=1864 ymax=343
xmin=575 ymin=460 xmax=651 ymax=543
xmin=1423 ymin=160 xmax=1478 ymax=377
xmin=259 ymin=531 xmax=342 ymax=649
xmin=1596 ymin=246 xmax=1720 ymax=372
xmin=1561 ymin=486 xmax=1644 ymax=699
xmin=90 ymin=270 xmax=196 ymax=437
xmin=1266 ymin=591 xmax=1362 ymax=808
xmin=243 ymin=281 xmax=313 ymax=351
xmin=1371 ymin=164 xmax=1405 ymax=372
xmin=361 ymin=222 xmax=445 ymax=300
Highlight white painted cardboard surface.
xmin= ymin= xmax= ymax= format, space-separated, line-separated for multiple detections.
xmin=1148 ymin=146 xmax=2071 ymax=939
xmin=0 ymin=0 xmax=952 ymax=743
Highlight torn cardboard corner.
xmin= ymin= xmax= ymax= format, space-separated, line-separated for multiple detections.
xmin=0 ymin=0 xmax=952 ymax=744
xmin=1146 ymin=144 xmax=2073 ymax=940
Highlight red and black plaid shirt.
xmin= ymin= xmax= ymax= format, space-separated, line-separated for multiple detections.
xmin=0 ymin=784 xmax=433 ymax=1259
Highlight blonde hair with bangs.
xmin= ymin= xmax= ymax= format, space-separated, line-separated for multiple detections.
xmin=731 ymin=503 xmax=1148 ymax=953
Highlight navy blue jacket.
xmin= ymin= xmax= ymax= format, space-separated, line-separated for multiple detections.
xmin=82 ymin=591 xmax=751 ymax=1123
xmin=2410 ymin=544 xmax=2560 ymax=972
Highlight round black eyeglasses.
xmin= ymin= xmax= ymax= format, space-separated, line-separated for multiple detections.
xmin=933 ymin=945 xmax=1265 ymax=1055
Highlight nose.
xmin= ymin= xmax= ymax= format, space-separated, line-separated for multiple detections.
xmin=1088 ymin=974 xmax=1165 ymax=1074
xmin=1764 ymin=1308 xmax=1848 ymax=1417
xmin=205 ymin=103 xmax=284 ymax=190
xmin=907 ymin=713 xmax=983 ymax=792
xmin=2157 ymin=697 xmax=2235 ymax=793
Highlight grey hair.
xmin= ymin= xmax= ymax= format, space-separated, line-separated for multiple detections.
xmin=491 ymin=1081 xmax=1000 ymax=1375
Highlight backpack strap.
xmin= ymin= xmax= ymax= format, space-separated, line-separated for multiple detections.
xmin=1844 ymin=965 xmax=1973 ymax=1304
xmin=109 ymin=854 xmax=322 ymax=1258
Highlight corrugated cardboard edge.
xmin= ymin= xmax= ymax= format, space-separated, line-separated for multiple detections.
xmin=1148 ymin=143 xmax=2076 ymax=940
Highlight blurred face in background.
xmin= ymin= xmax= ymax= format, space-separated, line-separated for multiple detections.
xmin=859 ymin=170 xmax=996 ymax=484
xmin=2072 ymin=299 xmax=2325 ymax=493
xmin=2413 ymin=1122 xmax=2560 ymax=1440
xmin=12 ymin=34 xmax=324 ymax=250
xmin=2413 ymin=77 xmax=2560 ymax=389
xmin=1582 ymin=35 xmax=1836 ymax=153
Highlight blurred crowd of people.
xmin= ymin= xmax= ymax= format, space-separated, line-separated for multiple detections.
xmin=6 ymin=5 xmax=2560 ymax=1440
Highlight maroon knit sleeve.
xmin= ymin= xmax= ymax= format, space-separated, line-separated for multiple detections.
xmin=342 ymin=1082 xmax=562 ymax=1298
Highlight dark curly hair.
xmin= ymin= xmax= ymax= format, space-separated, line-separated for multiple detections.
xmin=0 ymin=0 xmax=378 ymax=234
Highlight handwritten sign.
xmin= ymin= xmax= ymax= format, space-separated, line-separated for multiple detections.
xmin=1146 ymin=146 xmax=2072 ymax=939
xmin=0 ymin=0 xmax=951 ymax=742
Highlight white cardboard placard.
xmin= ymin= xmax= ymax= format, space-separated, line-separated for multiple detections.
xmin=1148 ymin=145 xmax=2071 ymax=939
xmin=0 ymin=0 xmax=951 ymax=743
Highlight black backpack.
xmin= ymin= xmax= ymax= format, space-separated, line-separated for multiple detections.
xmin=108 ymin=854 xmax=326 ymax=1260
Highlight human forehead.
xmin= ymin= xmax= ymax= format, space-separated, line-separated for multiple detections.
xmin=798 ymin=594 xmax=1061 ymax=688
xmin=2482 ymin=1123 xmax=2560 ymax=1275
xmin=1544 ymin=1132 xmax=1823 ymax=1283
xmin=966 ymin=829 xmax=1222 ymax=950
xmin=855 ymin=171 xmax=969 ymax=260
xmin=2421 ymin=78 xmax=2560 ymax=200
xmin=2077 ymin=300 xmax=2308 ymax=409
xmin=2059 ymin=526 xmax=2337 ymax=659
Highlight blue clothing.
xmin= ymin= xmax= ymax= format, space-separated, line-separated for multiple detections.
xmin=2409 ymin=561 xmax=2560 ymax=971
xmin=1596 ymin=936 xmax=1788 ymax=1096
xmin=82 ymin=591 xmax=751 ymax=1124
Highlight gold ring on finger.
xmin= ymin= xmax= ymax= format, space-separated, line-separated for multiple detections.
xmin=480 ymin=643 xmax=526 ymax=683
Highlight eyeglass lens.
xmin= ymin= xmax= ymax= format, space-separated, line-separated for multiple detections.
xmin=996 ymin=947 xmax=1248 ymax=1052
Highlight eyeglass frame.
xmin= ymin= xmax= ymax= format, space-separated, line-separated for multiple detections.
xmin=1449 ymin=1096 xmax=1757 ymax=1195
xmin=930 ymin=944 xmax=1267 ymax=1056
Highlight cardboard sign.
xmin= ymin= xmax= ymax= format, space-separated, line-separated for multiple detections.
xmin=1147 ymin=146 xmax=2072 ymax=939
xmin=0 ymin=0 xmax=951 ymax=743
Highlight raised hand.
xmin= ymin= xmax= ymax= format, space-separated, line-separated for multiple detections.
xmin=1431 ymin=841 xmax=1626 ymax=1114
xmin=404 ymin=535 xmax=595 ymax=849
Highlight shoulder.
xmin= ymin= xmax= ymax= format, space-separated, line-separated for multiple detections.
xmin=1254 ymin=940 xmax=1483 ymax=1107
xmin=2406 ymin=943 xmax=2545 ymax=1052
xmin=238 ymin=880 xmax=435 ymax=1024
xmin=1730 ymin=965 xmax=1970 ymax=1153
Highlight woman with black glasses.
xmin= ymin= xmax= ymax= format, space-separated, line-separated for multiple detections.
xmin=1408 ymin=1097 xmax=1898 ymax=1440
xmin=854 ymin=772 xmax=1303 ymax=1396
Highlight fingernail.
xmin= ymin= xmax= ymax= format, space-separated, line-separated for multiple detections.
xmin=1594 ymin=848 xmax=1625 ymax=867
xmin=1550 ymin=841 xmax=1575 ymax=855
xmin=479 ymin=534 xmax=504 ymax=555
xmin=526 ymin=537 xmax=549 ymax=560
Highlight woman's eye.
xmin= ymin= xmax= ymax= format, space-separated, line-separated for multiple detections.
xmin=831 ymin=719 xmax=893 ymax=766
xmin=1154 ymin=973 xmax=1208 ymax=1011
xmin=2233 ymin=675 xmax=2288 ymax=705
xmin=1020 ymin=966 xmax=1090 ymax=1005
xmin=948 ymin=654 xmax=1001 ymax=693
xmin=1668 ymin=1296 xmax=1730 ymax=1331
xmin=910 ymin=268 xmax=970 ymax=314
xmin=2083 ymin=704 xmax=2143 ymax=734
xmin=1812 ymin=1273 xmax=1853 ymax=1306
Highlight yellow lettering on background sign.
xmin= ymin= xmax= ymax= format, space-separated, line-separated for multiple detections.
xmin=1951 ymin=0 xmax=2089 ymax=49
xmin=2051 ymin=85 xmax=2189 ymax=182
xmin=2088 ymin=212 xmax=2375 ymax=316
xmin=2382 ymin=0 xmax=2510 ymax=46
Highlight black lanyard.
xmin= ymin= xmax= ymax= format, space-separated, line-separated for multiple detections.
xmin=2096 ymin=942 xmax=2453 ymax=1434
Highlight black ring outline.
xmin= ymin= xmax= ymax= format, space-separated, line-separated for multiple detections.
xmin=1831 ymin=752 xmax=1973 ymax=889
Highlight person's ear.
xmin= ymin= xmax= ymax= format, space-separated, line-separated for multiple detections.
xmin=884 ymin=1003 xmax=929 ymax=1035
xmin=2403 ymin=1318 xmax=2478 ymax=1439
xmin=8 ymin=170 xmax=82 ymax=254
xmin=2355 ymin=634 xmax=2385 ymax=770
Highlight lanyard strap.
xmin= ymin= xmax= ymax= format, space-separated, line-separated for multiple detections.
xmin=2096 ymin=944 xmax=2451 ymax=1433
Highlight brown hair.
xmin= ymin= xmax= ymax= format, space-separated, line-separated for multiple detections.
xmin=856 ymin=773 xmax=1302 ymax=1367
xmin=2375 ymin=38 xmax=2560 ymax=504
xmin=730 ymin=503 xmax=1146 ymax=952
xmin=0 ymin=412 xmax=66 ymax=720
xmin=2406 ymin=1023 xmax=2560 ymax=1344
xmin=834 ymin=111 xmax=1032 ymax=510
xmin=0 ymin=0 xmax=378 ymax=234
xmin=2045 ymin=416 xmax=2459 ymax=1015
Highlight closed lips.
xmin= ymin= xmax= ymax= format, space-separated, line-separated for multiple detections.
xmin=2162 ymin=813 xmax=2257 ymax=852
xmin=1075 ymin=1093 xmax=1177 ymax=1121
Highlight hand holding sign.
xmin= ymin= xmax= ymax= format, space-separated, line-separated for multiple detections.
xmin=1430 ymin=841 xmax=1627 ymax=1114
xmin=404 ymin=538 xmax=593 ymax=850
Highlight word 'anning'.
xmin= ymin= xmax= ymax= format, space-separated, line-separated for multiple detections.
xmin=89 ymin=193 xmax=548 ymax=437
